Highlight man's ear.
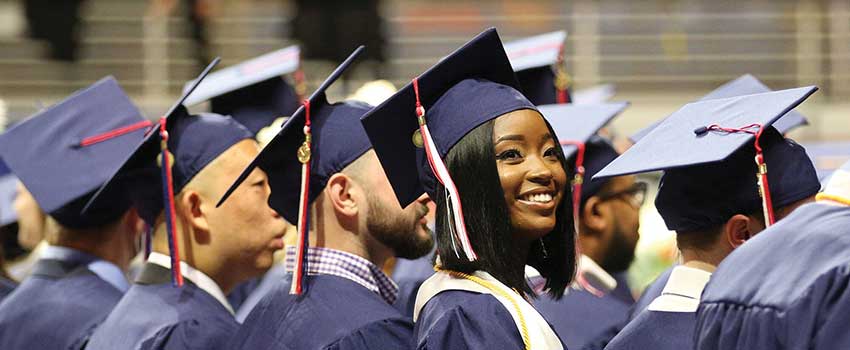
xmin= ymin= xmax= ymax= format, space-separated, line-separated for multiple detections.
xmin=324 ymin=173 xmax=359 ymax=219
xmin=725 ymin=214 xmax=753 ymax=248
xmin=122 ymin=206 xmax=146 ymax=237
xmin=178 ymin=190 xmax=211 ymax=236
xmin=581 ymin=197 xmax=607 ymax=234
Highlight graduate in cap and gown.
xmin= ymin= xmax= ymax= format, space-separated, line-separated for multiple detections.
xmin=180 ymin=45 xmax=304 ymax=314
xmin=530 ymin=103 xmax=644 ymax=350
xmin=361 ymin=28 xmax=574 ymax=350
xmin=0 ymin=77 xmax=150 ymax=349
xmin=625 ymin=73 xmax=812 ymax=319
xmin=85 ymin=61 xmax=288 ymax=350
xmin=505 ymin=31 xmax=572 ymax=106
xmin=599 ymin=86 xmax=822 ymax=350
xmin=694 ymin=160 xmax=850 ymax=349
xmin=225 ymin=46 xmax=433 ymax=350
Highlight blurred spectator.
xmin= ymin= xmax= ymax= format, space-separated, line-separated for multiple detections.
xmin=150 ymin=0 xmax=214 ymax=70
xmin=23 ymin=0 xmax=86 ymax=61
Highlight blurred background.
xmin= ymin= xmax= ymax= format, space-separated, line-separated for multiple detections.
xmin=0 ymin=0 xmax=847 ymax=294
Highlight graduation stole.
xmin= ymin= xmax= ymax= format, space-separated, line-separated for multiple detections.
xmin=412 ymin=78 xmax=477 ymax=261
xmin=159 ymin=118 xmax=184 ymax=287
xmin=694 ymin=123 xmax=776 ymax=226
xmin=291 ymin=99 xmax=312 ymax=295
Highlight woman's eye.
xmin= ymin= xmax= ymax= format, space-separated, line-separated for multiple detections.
xmin=496 ymin=149 xmax=522 ymax=160
xmin=544 ymin=147 xmax=559 ymax=158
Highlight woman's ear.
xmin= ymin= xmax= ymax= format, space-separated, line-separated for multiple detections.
xmin=725 ymin=214 xmax=753 ymax=248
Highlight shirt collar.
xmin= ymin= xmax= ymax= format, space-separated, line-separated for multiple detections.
xmin=577 ymin=255 xmax=617 ymax=292
xmin=284 ymin=246 xmax=399 ymax=304
xmin=647 ymin=265 xmax=712 ymax=313
xmin=147 ymin=252 xmax=235 ymax=315
xmin=41 ymin=245 xmax=130 ymax=292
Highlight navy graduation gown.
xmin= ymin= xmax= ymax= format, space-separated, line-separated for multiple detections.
xmin=695 ymin=202 xmax=850 ymax=350
xmin=234 ymin=262 xmax=289 ymax=321
xmin=604 ymin=310 xmax=695 ymax=350
xmin=536 ymin=285 xmax=631 ymax=349
xmin=0 ymin=276 xmax=16 ymax=301
xmin=230 ymin=274 xmax=414 ymax=349
xmin=0 ymin=259 xmax=123 ymax=349
xmin=86 ymin=263 xmax=238 ymax=350
xmin=392 ymin=252 xmax=436 ymax=317
xmin=631 ymin=266 xmax=671 ymax=319
xmin=414 ymin=290 xmax=529 ymax=349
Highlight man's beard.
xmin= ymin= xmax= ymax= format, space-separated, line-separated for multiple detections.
xmin=366 ymin=194 xmax=434 ymax=259
xmin=600 ymin=217 xmax=638 ymax=273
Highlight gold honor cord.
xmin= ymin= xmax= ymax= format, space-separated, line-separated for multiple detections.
xmin=816 ymin=193 xmax=850 ymax=206
xmin=434 ymin=267 xmax=531 ymax=350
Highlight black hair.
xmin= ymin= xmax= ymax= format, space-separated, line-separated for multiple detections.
xmin=435 ymin=117 xmax=576 ymax=299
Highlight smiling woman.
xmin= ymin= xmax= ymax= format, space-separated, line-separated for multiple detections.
xmin=360 ymin=28 xmax=575 ymax=350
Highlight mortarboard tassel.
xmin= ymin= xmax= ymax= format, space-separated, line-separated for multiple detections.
xmin=159 ymin=118 xmax=184 ymax=287
xmin=291 ymin=100 xmax=313 ymax=295
xmin=144 ymin=223 xmax=153 ymax=260
xmin=695 ymin=123 xmax=776 ymax=226
xmin=77 ymin=120 xmax=153 ymax=147
xmin=412 ymin=78 xmax=478 ymax=261
xmin=554 ymin=48 xmax=571 ymax=104
xmin=558 ymin=140 xmax=604 ymax=297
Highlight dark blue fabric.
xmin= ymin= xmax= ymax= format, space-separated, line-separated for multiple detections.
xmin=392 ymin=252 xmax=436 ymax=317
xmin=414 ymin=290 xmax=530 ymax=349
xmin=0 ymin=276 xmax=15 ymax=302
xmin=86 ymin=263 xmax=238 ymax=350
xmin=361 ymin=28 xmax=528 ymax=207
xmin=229 ymin=274 xmax=414 ymax=350
xmin=695 ymin=202 xmax=850 ymax=350
xmin=227 ymin=276 xmax=260 ymax=313
xmin=604 ymin=309 xmax=696 ymax=350
xmin=0 ymin=76 xmax=147 ymax=228
xmin=234 ymin=263 xmax=289 ymax=322
xmin=536 ymin=287 xmax=631 ymax=350
xmin=655 ymin=127 xmax=820 ymax=232
xmin=631 ymin=267 xmax=672 ymax=320
xmin=516 ymin=66 xmax=567 ymax=106
xmin=211 ymin=77 xmax=300 ymax=136
xmin=0 ymin=259 xmax=123 ymax=349
xmin=580 ymin=137 xmax=621 ymax=201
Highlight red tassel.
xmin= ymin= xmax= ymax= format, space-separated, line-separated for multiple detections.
xmin=159 ymin=118 xmax=183 ymax=287
xmin=560 ymin=140 xmax=586 ymax=233
xmin=79 ymin=120 xmax=153 ymax=147
xmin=291 ymin=100 xmax=312 ymax=295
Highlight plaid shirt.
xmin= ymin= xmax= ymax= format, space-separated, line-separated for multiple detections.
xmin=285 ymin=246 xmax=399 ymax=304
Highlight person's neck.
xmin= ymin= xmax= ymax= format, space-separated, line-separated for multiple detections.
xmin=51 ymin=225 xmax=131 ymax=272
xmin=679 ymin=248 xmax=720 ymax=273
xmin=578 ymin=234 xmax=605 ymax=270
xmin=313 ymin=219 xmax=392 ymax=270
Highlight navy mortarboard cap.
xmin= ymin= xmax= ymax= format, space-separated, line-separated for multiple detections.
xmin=183 ymin=46 xmax=303 ymax=136
xmin=596 ymin=86 xmax=820 ymax=231
xmin=541 ymin=102 xmax=629 ymax=226
xmin=630 ymin=74 xmax=810 ymax=143
xmin=218 ymin=46 xmax=367 ymax=295
xmin=361 ymin=28 xmax=537 ymax=261
xmin=88 ymin=58 xmax=252 ymax=287
xmin=505 ymin=31 xmax=571 ymax=105
xmin=803 ymin=141 xmax=850 ymax=181
xmin=0 ymin=159 xmax=18 ymax=226
xmin=0 ymin=77 xmax=151 ymax=229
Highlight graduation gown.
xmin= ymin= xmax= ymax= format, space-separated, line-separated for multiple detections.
xmin=392 ymin=252 xmax=436 ymax=317
xmin=695 ymin=202 xmax=850 ymax=349
xmin=536 ymin=257 xmax=632 ymax=350
xmin=229 ymin=274 xmax=415 ymax=349
xmin=86 ymin=263 xmax=238 ymax=350
xmin=0 ymin=276 xmax=16 ymax=301
xmin=0 ymin=258 xmax=123 ymax=349
xmin=414 ymin=270 xmax=564 ymax=350
xmin=234 ymin=262 xmax=289 ymax=322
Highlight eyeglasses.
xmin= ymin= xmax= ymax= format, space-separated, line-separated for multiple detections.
xmin=596 ymin=182 xmax=648 ymax=208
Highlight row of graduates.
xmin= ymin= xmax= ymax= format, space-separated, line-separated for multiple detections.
xmin=0 ymin=27 xmax=846 ymax=349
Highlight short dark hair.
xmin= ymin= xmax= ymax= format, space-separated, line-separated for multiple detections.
xmin=435 ymin=118 xmax=576 ymax=299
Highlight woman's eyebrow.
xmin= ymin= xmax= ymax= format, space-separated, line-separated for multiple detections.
xmin=495 ymin=134 xmax=524 ymax=143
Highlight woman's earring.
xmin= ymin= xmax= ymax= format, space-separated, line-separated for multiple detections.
xmin=539 ymin=238 xmax=548 ymax=259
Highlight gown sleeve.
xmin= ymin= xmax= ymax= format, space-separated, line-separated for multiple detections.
xmin=139 ymin=318 xmax=238 ymax=350
xmin=323 ymin=318 xmax=415 ymax=350
xmin=416 ymin=294 xmax=525 ymax=350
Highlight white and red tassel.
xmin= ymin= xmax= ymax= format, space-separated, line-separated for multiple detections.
xmin=412 ymin=78 xmax=477 ymax=261
xmin=291 ymin=100 xmax=313 ymax=295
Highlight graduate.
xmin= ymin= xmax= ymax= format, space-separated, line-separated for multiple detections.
xmin=223 ymin=46 xmax=433 ymax=349
xmin=531 ymin=102 xmax=642 ymax=350
xmin=694 ymin=160 xmax=850 ymax=349
xmin=0 ymin=77 xmax=150 ymax=349
xmin=361 ymin=28 xmax=574 ymax=349
xmin=625 ymin=73 xmax=812 ymax=318
xmin=85 ymin=61 xmax=288 ymax=350
xmin=0 ymin=159 xmax=19 ymax=300
xmin=181 ymin=45 xmax=303 ymax=314
xmin=597 ymin=86 xmax=822 ymax=350
xmin=505 ymin=31 xmax=572 ymax=105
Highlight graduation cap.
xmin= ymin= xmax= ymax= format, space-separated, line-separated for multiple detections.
xmin=504 ymin=31 xmax=571 ymax=105
xmin=0 ymin=159 xmax=18 ymax=227
xmin=217 ymin=46 xmax=368 ymax=295
xmin=0 ymin=76 xmax=152 ymax=229
xmin=183 ymin=46 xmax=304 ymax=136
xmin=361 ymin=28 xmax=537 ymax=261
xmin=630 ymin=74 xmax=810 ymax=143
xmin=596 ymin=86 xmax=821 ymax=231
xmin=540 ymin=102 xmax=629 ymax=228
xmin=86 ymin=58 xmax=253 ymax=287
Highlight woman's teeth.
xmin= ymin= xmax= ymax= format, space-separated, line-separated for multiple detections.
xmin=521 ymin=193 xmax=553 ymax=203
